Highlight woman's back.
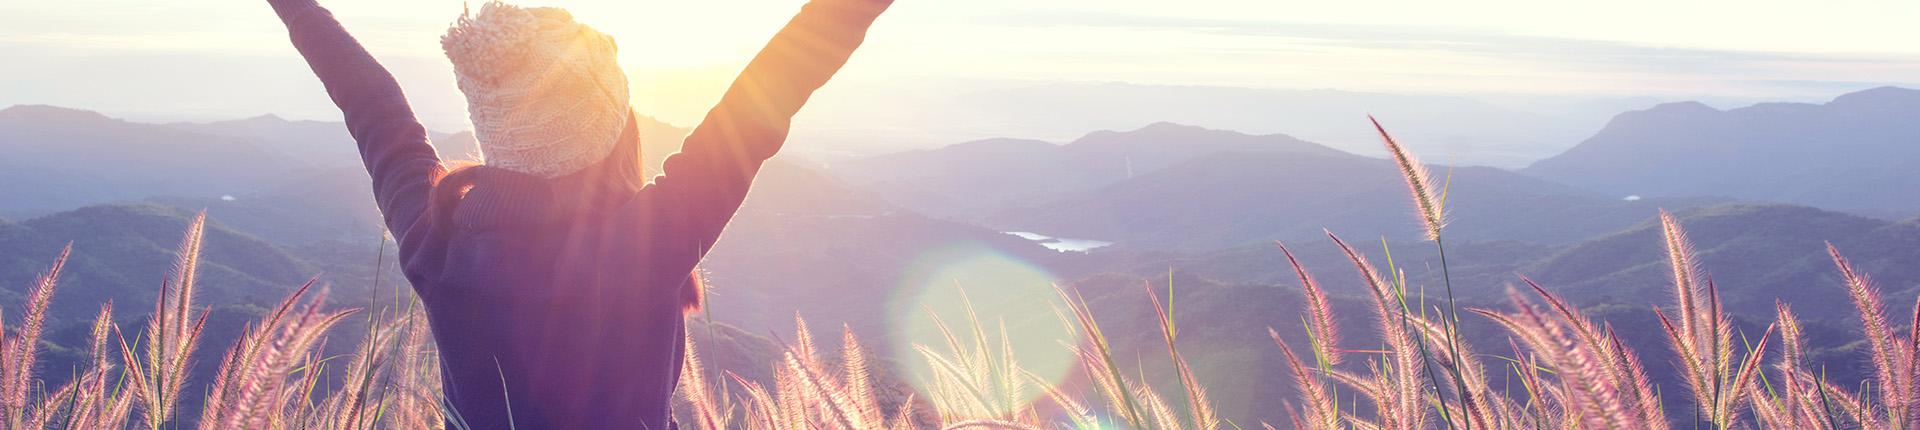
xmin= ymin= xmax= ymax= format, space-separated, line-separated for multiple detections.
xmin=265 ymin=0 xmax=891 ymax=427
xmin=412 ymin=166 xmax=691 ymax=428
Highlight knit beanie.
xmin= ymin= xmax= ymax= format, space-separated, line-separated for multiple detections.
xmin=442 ymin=1 xmax=630 ymax=178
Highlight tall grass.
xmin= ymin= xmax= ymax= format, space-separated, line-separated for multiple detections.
xmin=3 ymin=122 xmax=1916 ymax=429
xmin=1251 ymin=121 xmax=1914 ymax=430
xmin=3 ymin=213 xmax=440 ymax=429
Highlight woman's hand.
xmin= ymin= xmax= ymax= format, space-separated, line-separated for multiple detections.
xmin=265 ymin=0 xmax=324 ymax=24
xmin=642 ymin=0 xmax=892 ymax=266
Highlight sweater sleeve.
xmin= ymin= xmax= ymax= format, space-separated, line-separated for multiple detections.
xmin=646 ymin=0 xmax=890 ymax=257
xmin=271 ymin=0 xmax=444 ymax=247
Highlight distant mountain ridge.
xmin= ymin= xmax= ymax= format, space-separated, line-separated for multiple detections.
xmin=0 ymin=105 xmax=294 ymax=215
xmin=0 ymin=105 xmax=693 ymax=241
xmin=164 ymin=111 xmax=690 ymax=174
xmin=839 ymin=120 xmax=1711 ymax=250
xmin=807 ymin=81 xmax=1612 ymax=167
xmin=1525 ymin=86 xmax=1920 ymax=216
xmin=166 ymin=113 xmax=479 ymax=168
xmin=987 ymin=147 xmax=1707 ymax=250
xmin=833 ymin=122 xmax=1346 ymax=218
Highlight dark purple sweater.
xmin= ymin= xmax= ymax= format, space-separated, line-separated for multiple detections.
xmin=268 ymin=1 xmax=888 ymax=428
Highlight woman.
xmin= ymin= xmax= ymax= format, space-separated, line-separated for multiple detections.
xmin=264 ymin=0 xmax=890 ymax=427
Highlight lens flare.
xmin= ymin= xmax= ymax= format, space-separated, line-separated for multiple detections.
xmin=886 ymin=242 xmax=1076 ymax=410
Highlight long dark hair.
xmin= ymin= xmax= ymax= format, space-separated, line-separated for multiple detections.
xmin=426 ymin=113 xmax=705 ymax=313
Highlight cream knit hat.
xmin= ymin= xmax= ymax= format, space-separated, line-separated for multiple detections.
xmin=442 ymin=1 xmax=630 ymax=178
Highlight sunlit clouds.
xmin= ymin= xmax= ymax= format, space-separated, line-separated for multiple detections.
xmin=4 ymin=0 xmax=1919 ymax=136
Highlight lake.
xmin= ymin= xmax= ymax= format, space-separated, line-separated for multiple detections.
xmin=1004 ymin=231 xmax=1114 ymax=253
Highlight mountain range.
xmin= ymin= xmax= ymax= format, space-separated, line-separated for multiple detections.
xmin=0 ymin=104 xmax=1085 ymax=344
xmin=837 ymin=121 xmax=1714 ymax=251
xmin=6 ymin=86 xmax=1920 ymax=424
xmin=0 ymin=105 xmax=291 ymax=217
xmin=834 ymin=122 xmax=1351 ymax=219
xmin=1527 ymin=86 xmax=1920 ymax=217
xmin=795 ymin=81 xmax=1633 ymax=167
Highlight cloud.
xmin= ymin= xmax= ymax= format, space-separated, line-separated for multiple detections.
xmin=985 ymin=12 xmax=1920 ymax=96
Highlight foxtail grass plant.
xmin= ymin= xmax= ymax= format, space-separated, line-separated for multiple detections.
xmin=1370 ymin=117 xmax=1473 ymax=430
xmin=0 ymin=213 xmax=441 ymax=429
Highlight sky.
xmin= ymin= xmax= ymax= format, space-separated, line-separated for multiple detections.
xmin=4 ymin=0 xmax=1920 ymax=161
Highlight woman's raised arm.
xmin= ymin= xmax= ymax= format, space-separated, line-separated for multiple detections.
xmin=268 ymin=0 xmax=445 ymax=245
xmin=647 ymin=0 xmax=892 ymax=255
